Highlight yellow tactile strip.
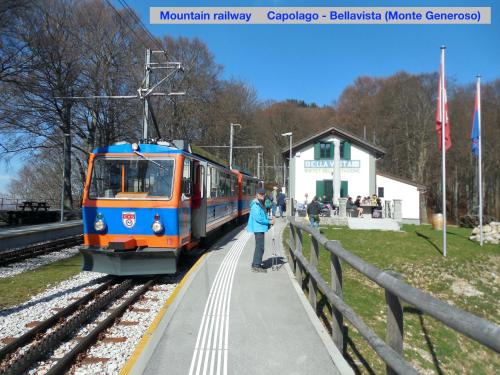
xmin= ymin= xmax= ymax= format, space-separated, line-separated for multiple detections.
xmin=119 ymin=252 xmax=209 ymax=375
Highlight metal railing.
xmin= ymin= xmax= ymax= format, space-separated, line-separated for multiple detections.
xmin=286 ymin=217 xmax=500 ymax=374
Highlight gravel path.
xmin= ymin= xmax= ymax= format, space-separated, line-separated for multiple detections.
xmin=0 ymin=246 xmax=80 ymax=279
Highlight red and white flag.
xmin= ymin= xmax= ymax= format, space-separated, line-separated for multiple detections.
xmin=435 ymin=52 xmax=452 ymax=151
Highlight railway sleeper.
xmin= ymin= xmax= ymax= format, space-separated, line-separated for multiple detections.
xmin=0 ymin=279 xmax=133 ymax=375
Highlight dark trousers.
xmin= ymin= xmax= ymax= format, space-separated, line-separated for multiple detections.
xmin=252 ymin=232 xmax=265 ymax=267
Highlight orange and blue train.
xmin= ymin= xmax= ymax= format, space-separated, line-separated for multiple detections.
xmin=79 ymin=140 xmax=259 ymax=275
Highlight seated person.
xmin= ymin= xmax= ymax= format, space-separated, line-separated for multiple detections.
xmin=346 ymin=197 xmax=357 ymax=216
xmin=371 ymin=194 xmax=378 ymax=206
xmin=373 ymin=198 xmax=383 ymax=218
xmin=354 ymin=196 xmax=364 ymax=217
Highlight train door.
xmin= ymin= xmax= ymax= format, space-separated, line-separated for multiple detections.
xmin=191 ymin=160 xmax=207 ymax=239
xmin=180 ymin=158 xmax=192 ymax=246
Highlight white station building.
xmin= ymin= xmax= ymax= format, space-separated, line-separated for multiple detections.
xmin=282 ymin=126 xmax=425 ymax=224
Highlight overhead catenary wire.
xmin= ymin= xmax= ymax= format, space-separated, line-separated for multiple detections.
xmin=105 ymin=0 xmax=168 ymax=59
xmin=118 ymin=0 xmax=168 ymax=58
xmin=103 ymin=0 xmax=151 ymax=49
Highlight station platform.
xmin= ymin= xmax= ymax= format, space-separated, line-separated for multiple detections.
xmin=0 ymin=220 xmax=82 ymax=251
xmin=126 ymin=220 xmax=353 ymax=375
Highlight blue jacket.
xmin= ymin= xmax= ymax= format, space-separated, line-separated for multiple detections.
xmin=247 ymin=199 xmax=271 ymax=233
xmin=277 ymin=192 xmax=286 ymax=205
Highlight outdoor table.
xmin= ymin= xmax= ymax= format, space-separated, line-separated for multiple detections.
xmin=361 ymin=204 xmax=376 ymax=215
xmin=19 ymin=201 xmax=50 ymax=212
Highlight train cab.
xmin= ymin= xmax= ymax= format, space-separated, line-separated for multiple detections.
xmin=79 ymin=141 xmax=259 ymax=276
xmin=81 ymin=142 xmax=193 ymax=275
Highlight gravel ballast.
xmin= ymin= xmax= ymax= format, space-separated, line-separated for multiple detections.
xmin=1 ymin=271 xmax=180 ymax=375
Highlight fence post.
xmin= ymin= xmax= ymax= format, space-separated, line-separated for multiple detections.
xmin=309 ymin=235 xmax=319 ymax=311
xmin=338 ymin=197 xmax=347 ymax=218
xmin=289 ymin=221 xmax=297 ymax=272
xmin=329 ymin=242 xmax=344 ymax=351
xmin=393 ymin=199 xmax=402 ymax=223
xmin=385 ymin=271 xmax=404 ymax=375
xmin=295 ymin=226 xmax=303 ymax=282
xmin=384 ymin=200 xmax=392 ymax=218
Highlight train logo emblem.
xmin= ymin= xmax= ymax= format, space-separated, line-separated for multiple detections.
xmin=122 ymin=212 xmax=136 ymax=228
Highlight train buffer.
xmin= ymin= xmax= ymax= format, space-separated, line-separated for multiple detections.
xmin=125 ymin=220 xmax=353 ymax=375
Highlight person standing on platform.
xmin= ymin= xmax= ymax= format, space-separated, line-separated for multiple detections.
xmin=277 ymin=189 xmax=286 ymax=218
xmin=307 ymin=196 xmax=321 ymax=230
xmin=264 ymin=193 xmax=272 ymax=217
xmin=271 ymin=186 xmax=278 ymax=217
xmin=247 ymin=187 xmax=275 ymax=273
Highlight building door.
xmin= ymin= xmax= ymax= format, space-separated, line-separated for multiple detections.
xmin=316 ymin=179 xmax=333 ymax=202
xmin=341 ymin=180 xmax=349 ymax=198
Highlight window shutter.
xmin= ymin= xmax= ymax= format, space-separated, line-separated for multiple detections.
xmin=341 ymin=180 xmax=348 ymax=198
xmin=330 ymin=142 xmax=334 ymax=159
xmin=315 ymin=180 xmax=324 ymax=198
xmin=314 ymin=143 xmax=320 ymax=160
xmin=343 ymin=142 xmax=351 ymax=160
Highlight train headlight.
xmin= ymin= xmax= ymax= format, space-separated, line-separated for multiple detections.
xmin=94 ymin=213 xmax=106 ymax=232
xmin=152 ymin=213 xmax=164 ymax=234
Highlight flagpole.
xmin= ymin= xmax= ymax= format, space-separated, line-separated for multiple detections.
xmin=440 ymin=46 xmax=447 ymax=257
xmin=477 ymin=75 xmax=483 ymax=246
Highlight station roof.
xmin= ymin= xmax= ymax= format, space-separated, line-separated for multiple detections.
xmin=281 ymin=126 xmax=386 ymax=159
xmin=377 ymin=171 xmax=427 ymax=191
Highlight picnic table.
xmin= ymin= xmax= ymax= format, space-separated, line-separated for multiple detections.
xmin=19 ymin=201 xmax=51 ymax=212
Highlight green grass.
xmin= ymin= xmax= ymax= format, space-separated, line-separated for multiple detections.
xmin=284 ymin=224 xmax=500 ymax=374
xmin=0 ymin=254 xmax=82 ymax=310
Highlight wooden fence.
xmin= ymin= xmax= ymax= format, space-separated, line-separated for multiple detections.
xmin=286 ymin=217 xmax=500 ymax=374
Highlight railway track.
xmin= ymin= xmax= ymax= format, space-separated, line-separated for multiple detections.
xmin=0 ymin=277 xmax=158 ymax=374
xmin=0 ymin=235 xmax=83 ymax=267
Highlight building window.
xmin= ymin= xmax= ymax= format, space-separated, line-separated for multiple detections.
xmin=378 ymin=187 xmax=384 ymax=198
xmin=314 ymin=142 xmax=333 ymax=160
xmin=340 ymin=141 xmax=351 ymax=160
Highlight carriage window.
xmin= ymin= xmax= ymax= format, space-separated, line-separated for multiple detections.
xmin=210 ymin=168 xmax=218 ymax=198
xmin=89 ymin=157 xmax=174 ymax=199
xmin=224 ymin=173 xmax=231 ymax=196
xmin=206 ymin=167 xmax=211 ymax=198
xmin=231 ymin=176 xmax=236 ymax=196
xmin=199 ymin=165 xmax=205 ymax=199
xmin=182 ymin=159 xmax=192 ymax=199
xmin=218 ymin=173 xmax=226 ymax=197
xmin=250 ymin=180 xmax=256 ymax=195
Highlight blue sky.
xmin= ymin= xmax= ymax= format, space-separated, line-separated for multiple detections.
xmin=1 ymin=0 xmax=498 ymax=193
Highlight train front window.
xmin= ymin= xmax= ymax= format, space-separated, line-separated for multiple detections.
xmin=89 ymin=157 xmax=175 ymax=199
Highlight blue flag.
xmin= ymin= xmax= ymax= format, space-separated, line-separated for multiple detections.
xmin=471 ymin=85 xmax=480 ymax=156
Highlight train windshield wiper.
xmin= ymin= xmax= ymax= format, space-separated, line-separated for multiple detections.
xmin=133 ymin=150 xmax=169 ymax=172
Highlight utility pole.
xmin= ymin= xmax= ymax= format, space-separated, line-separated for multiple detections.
xmin=229 ymin=123 xmax=241 ymax=169
xmin=257 ymin=152 xmax=261 ymax=179
xmin=281 ymin=132 xmax=293 ymax=192
xmin=273 ymin=155 xmax=277 ymax=183
xmin=142 ymin=49 xmax=151 ymax=140
xmin=60 ymin=133 xmax=70 ymax=222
